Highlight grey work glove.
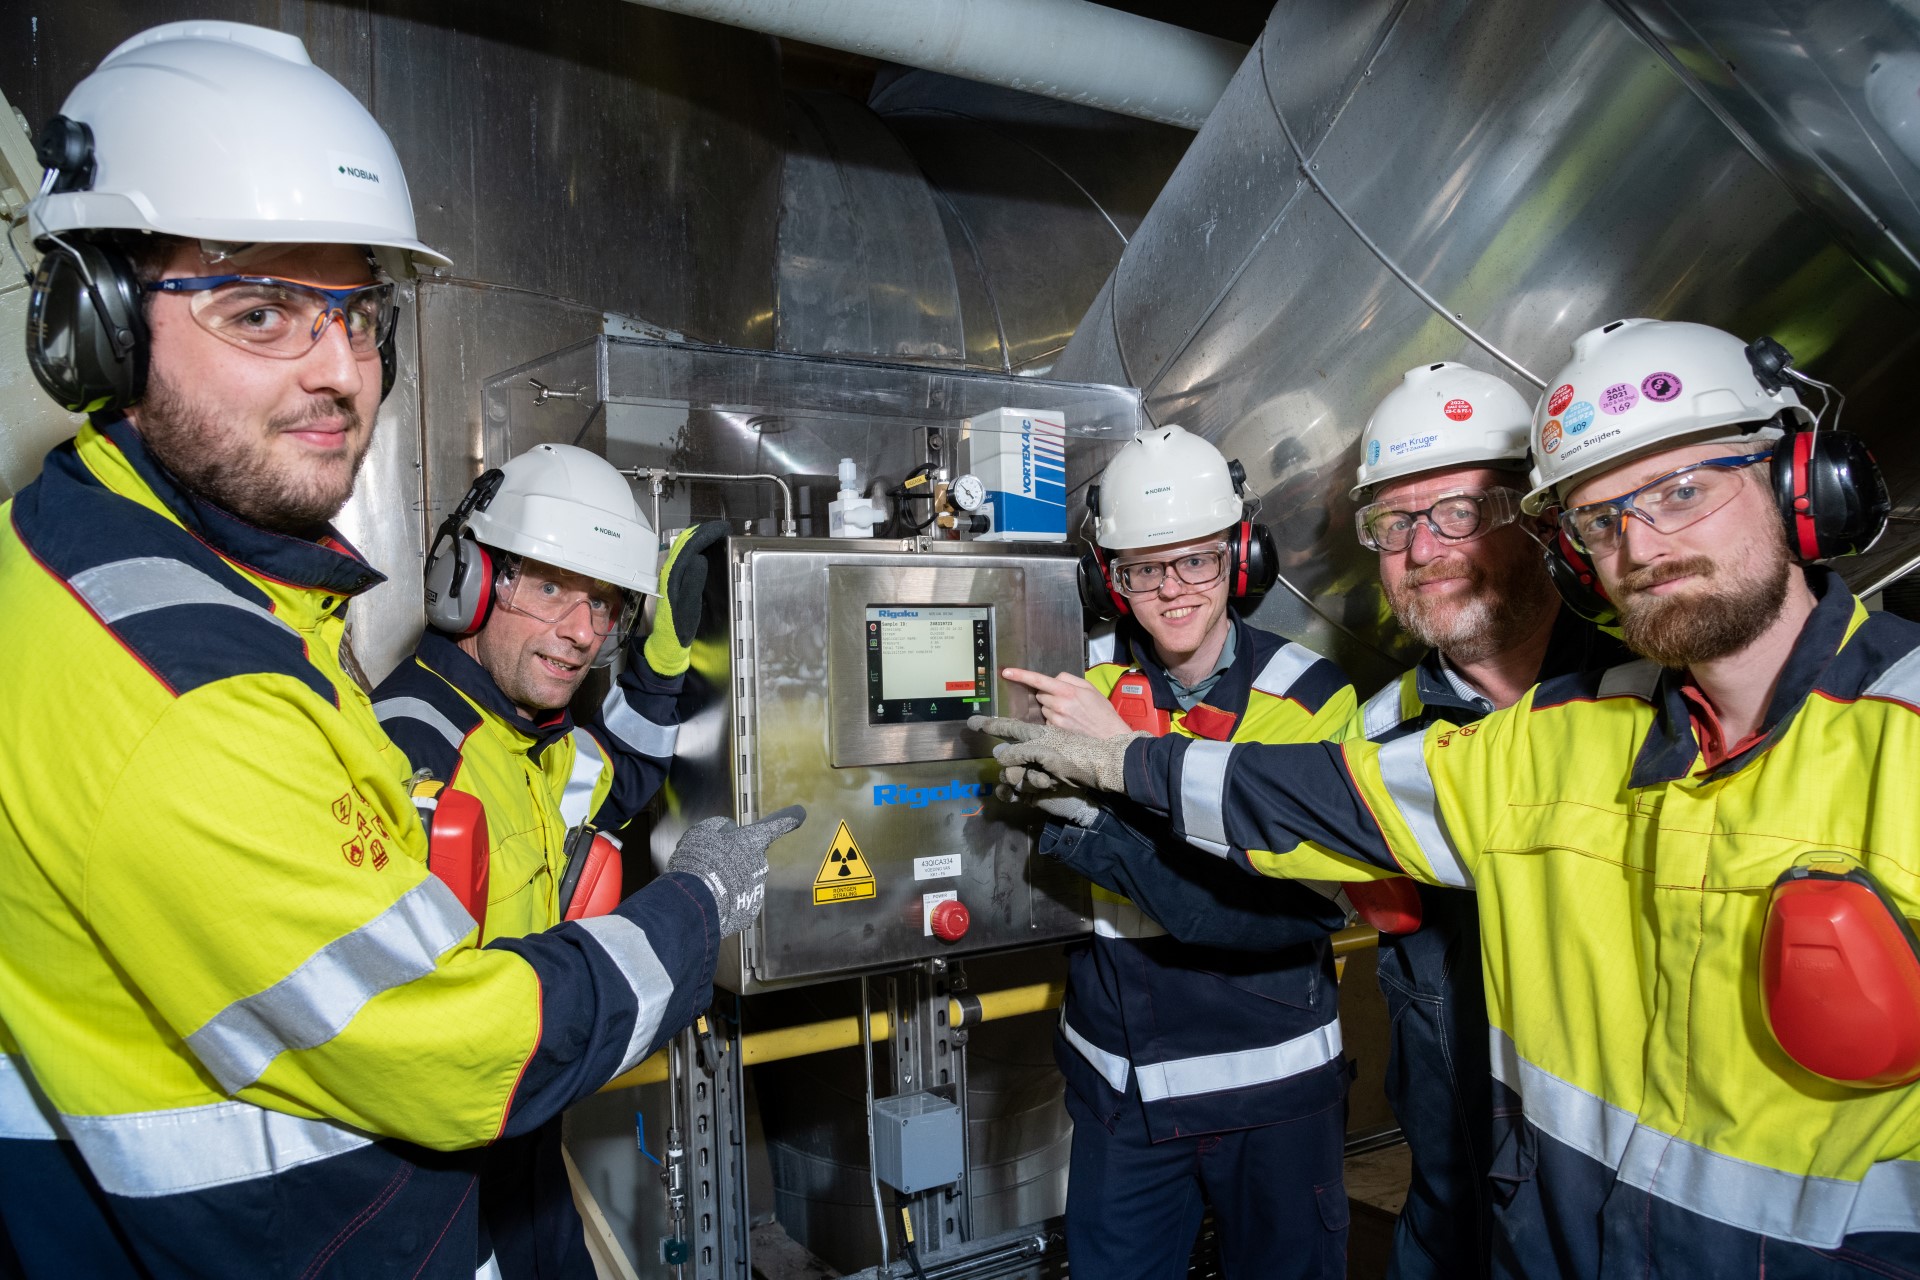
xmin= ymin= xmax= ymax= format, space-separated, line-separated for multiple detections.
xmin=969 ymin=716 xmax=1147 ymax=795
xmin=994 ymin=781 xmax=1101 ymax=828
xmin=667 ymin=804 xmax=806 ymax=936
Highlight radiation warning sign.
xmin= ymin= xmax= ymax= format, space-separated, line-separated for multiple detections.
xmin=813 ymin=820 xmax=876 ymax=905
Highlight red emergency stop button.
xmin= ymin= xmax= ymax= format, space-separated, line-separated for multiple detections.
xmin=930 ymin=899 xmax=970 ymax=942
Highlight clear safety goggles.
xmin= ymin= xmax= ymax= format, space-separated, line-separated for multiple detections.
xmin=1355 ymin=488 xmax=1523 ymax=553
xmin=496 ymin=561 xmax=632 ymax=638
xmin=1558 ymin=452 xmax=1770 ymax=555
xmin=145 ymin=273 xmax=398 ymax=359
xmin=1111 ymin=541 xmax=1229 ymax=596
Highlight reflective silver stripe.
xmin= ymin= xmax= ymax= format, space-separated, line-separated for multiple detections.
xmin=1374 ymin=734 xmax=1472 ymax=888
xmin=1360 ymin=678 xmax=1407 ymax=741
xmin=1135 ymin=1019 xmax=1343 ymax=1103
xmin=1178 ymin=739 xmax=1234 ymax=858
xmin=1086 ymin=625 xmax=1118 ymax=668
xmin=0 ymin=1053 xmax=62 ymax=1140
xmin=601 ymin=687 xmax=678 ymax=759
xmin=1596 ymin=659 xmax=1661 ymax=702
xmin=1490 ymin=1028 xmax=1920 ymax=1246
xmin=1865 ymin=646 xmax=1920 ymax=709
xmin=63 ymin=1099 xmax=373 ymax=1198
xmin=1489 ymin=1027 xmax=1635 ymax=1170
xmin=187 ymin=876 xmax=477 ymax=1092
xmin=67 ymin=557 xmax=296 ymax=637
xmin=1250 ymin=641 xmax=1322 ymax=700
xmin=562 ymin=729 xmax=607 ymax=829
xmin=572 ymin=915 xmax=678 ymax=1075
xmin=373 ymin=696 xmax=467 ymax=750
xmin=1091 ymin=894 xmax=1167 ymax=940
xmin=1059 ymin=1013 xmax=1130 ymax=1094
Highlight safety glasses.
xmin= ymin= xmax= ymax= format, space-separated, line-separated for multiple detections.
xmin=1111 ymin=542 xmax=1230 ymax=596
xmin=1558 ymin=452 xmax=1771 ymax=555
xmin=145 ymin=274 xmax=398 ymax=358
xmin=1355 ymin=489 xmax=1523 ymax=553
xmin=496 ymin=563 xmax=631 ymax=638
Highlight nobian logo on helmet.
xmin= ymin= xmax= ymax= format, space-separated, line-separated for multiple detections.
xmin=873 ymin=779 xmax=992 ymax=808
xmin=593 ymin=525 xmax=621 ymax=538
xmin=336 ymin=164 xmax=381 ymax=184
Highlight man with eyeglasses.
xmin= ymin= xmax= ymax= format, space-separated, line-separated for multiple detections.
xmin=0 ymin=23 xmax=799 ymax=1279
xmin=373 ymin=445 xmax=730 ymax=1277
xmin=1001 ymin=424 xmax=1357 ymax=1278
xmin=980 ymin=318 xmax=1920 ymax=1276
xmin=1348 ymin=364 xmax=1622 ymax=1279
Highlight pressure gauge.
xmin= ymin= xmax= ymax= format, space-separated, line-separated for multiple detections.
xmin=951 ymin=473 xmax=986 ymax=512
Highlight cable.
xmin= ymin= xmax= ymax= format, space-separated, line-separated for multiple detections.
xmin=897 ymin=1203 xmax=931 ymax=1280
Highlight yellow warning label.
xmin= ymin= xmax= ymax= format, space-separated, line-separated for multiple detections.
xmin=813 ymin=820 xmax=876 ymax=905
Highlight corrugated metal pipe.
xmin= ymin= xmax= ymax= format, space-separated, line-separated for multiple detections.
xmin=615 ymin=0 xmax=1248 ymax=129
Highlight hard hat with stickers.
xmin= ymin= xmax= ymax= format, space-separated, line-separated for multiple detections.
xmin=1351 ymin=362 xmax=1533 ymax=502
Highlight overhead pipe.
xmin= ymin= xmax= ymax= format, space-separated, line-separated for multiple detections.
xmin=616 ymin=0 xmax=1247 ymax=130
xmin=601 ymin=927 xmax=1380 ymax=1091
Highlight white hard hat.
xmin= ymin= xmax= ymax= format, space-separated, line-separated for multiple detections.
xmin=27 ymin=21 xmax=448 ymax=273
xmin=1092 ymin=424 xmax=1244 ymax=550
xmin=1351 ymin=363 xmax=1533 ymax=500
xmin=469 ymin=445 xmax=660 ymax=595
xmin=1523 ymin=318 xmax=1810 ymax=513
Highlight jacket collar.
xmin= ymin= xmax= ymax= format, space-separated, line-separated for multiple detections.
xmin=1628 ymin=566 xmax=1852 ymax=787
xmin=1127 ymin=612 xmax=1256 ymax=736
xmin=416 ymin=629 xmax=574 ymax=755
xmin=1413 ymin=604 xmax=1626 ymax=717
xmin=92 ymin=415 xmax=383 ymax=598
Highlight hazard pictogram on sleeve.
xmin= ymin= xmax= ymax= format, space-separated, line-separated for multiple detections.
xmin=813 ymin=820 xmax=876 ymax=905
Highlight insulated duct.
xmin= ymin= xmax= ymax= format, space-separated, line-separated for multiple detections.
xmin=618 ymin=0 xmax=1247 ymax=129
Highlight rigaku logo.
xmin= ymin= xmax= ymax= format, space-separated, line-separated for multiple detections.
xmin=876 ymin=608 xmax=922 ymax=619
xmin=873 ymin=779 xmax=991 ymax=808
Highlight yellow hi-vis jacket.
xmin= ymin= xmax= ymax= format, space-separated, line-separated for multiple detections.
xmin=0 ymin=421 xmax=720 ymax=1279
xmin=374 ymin=630 xmax=683 ymax=941
xmin=1121 ymin=570 xmax=1920 ymax=1275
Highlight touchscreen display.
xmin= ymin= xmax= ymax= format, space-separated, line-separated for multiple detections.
xmin=866 ymin=606 xmax=992 ymax=724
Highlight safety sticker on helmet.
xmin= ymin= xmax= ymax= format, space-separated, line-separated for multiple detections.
xmin=1564 ymin=402 xmax=1596 ymax=436
xmin=1600 ymin=383 xmax=1639 ymax=415
xmin=1641 ymin=371 xmax=1682 ymax=402
xmin=1542 ymin=420 xmax=1564 ymax=454
xmin=1548 ymin=384 xmax=1575 ymax=416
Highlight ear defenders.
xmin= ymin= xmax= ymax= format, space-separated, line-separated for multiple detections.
xmin=23 ymin=115 xmax=399 ymax=416
xmin=1076 ymin=459 xmax=1279 ymax=623
xmin=423 ymin=470 xmax=506 ymax=635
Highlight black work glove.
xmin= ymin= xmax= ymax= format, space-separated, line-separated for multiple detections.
xmin=643 ymin=520 xmax=729 ymax=677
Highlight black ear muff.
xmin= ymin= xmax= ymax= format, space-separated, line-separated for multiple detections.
xmin=1771 ymin=428 xmax=1889 ymax=562
xmin=422 ymin=469 xmax=506 ymax=634
xmin=378 ymin=325 xmax=398 ymax=402
xmin=26 ymin=238 xmax=148 ymax=413
xmin=1078 ymin=544 xmax=1129 ymax=621
xmin=1543 ymin=527 xmax=1617 ymax=626
xmin=1229 ymin=520 xmax=1278 ymax=607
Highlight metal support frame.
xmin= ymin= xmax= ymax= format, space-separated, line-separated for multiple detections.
xmin=888 ymin=959 xmax=974 ymax=1256
xmin=672 ymin=1012 xmax=752 ymax=1279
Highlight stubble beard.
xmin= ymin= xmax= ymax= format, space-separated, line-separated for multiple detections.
xmin=1615 ymin=545 xmax=1791 ymax=670
xmin=1388 ymin=549 xmax=1557 ymax=666
xmin=136 ymin=366 xmax=369 ymax=536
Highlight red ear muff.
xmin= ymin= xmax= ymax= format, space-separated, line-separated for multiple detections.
xmin=1077 ymin=545 xmax=1131 ymax=621
xmin=1542 ymin=526 xmax=1617 ymax=627
xmin=1228 ymin=521 xmax=1278 ymax=608
xmin=1770 ymin=428 xmax=1889 ymax=563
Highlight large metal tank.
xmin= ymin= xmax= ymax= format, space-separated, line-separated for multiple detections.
xmin=1055 ymin=0 xmax=1920 ymax=688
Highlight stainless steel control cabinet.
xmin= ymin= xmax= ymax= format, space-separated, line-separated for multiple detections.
xmin=653 ymin=538 xmax=1091 ymax=992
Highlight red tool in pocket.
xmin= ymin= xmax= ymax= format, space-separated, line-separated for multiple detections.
xmin=416 ymin=781 xmax=490 ymax=932
xmin=559 ymin=824 xmax=624 ymax=921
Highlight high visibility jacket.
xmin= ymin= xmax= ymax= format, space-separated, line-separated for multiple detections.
xmin=0 ymin=421 xmax=720 ymax=1280
xmin=374 ymin=631 xmax=681 ymax=941
xmin=1126 ymin=569 xmax=1920 ymax=1275
xmin=1044 ymin=614 xmax=1355 ymax=1140
xmin=1351 ymin=610 xmax=1625 ymax=1280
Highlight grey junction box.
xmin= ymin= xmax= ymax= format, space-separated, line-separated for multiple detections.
xmin=872 ymin=1091 xmax=965 ymax=1194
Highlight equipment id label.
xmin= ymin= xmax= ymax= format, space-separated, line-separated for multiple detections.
xmin=914 ymin=854 xmax=962 ymax=881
